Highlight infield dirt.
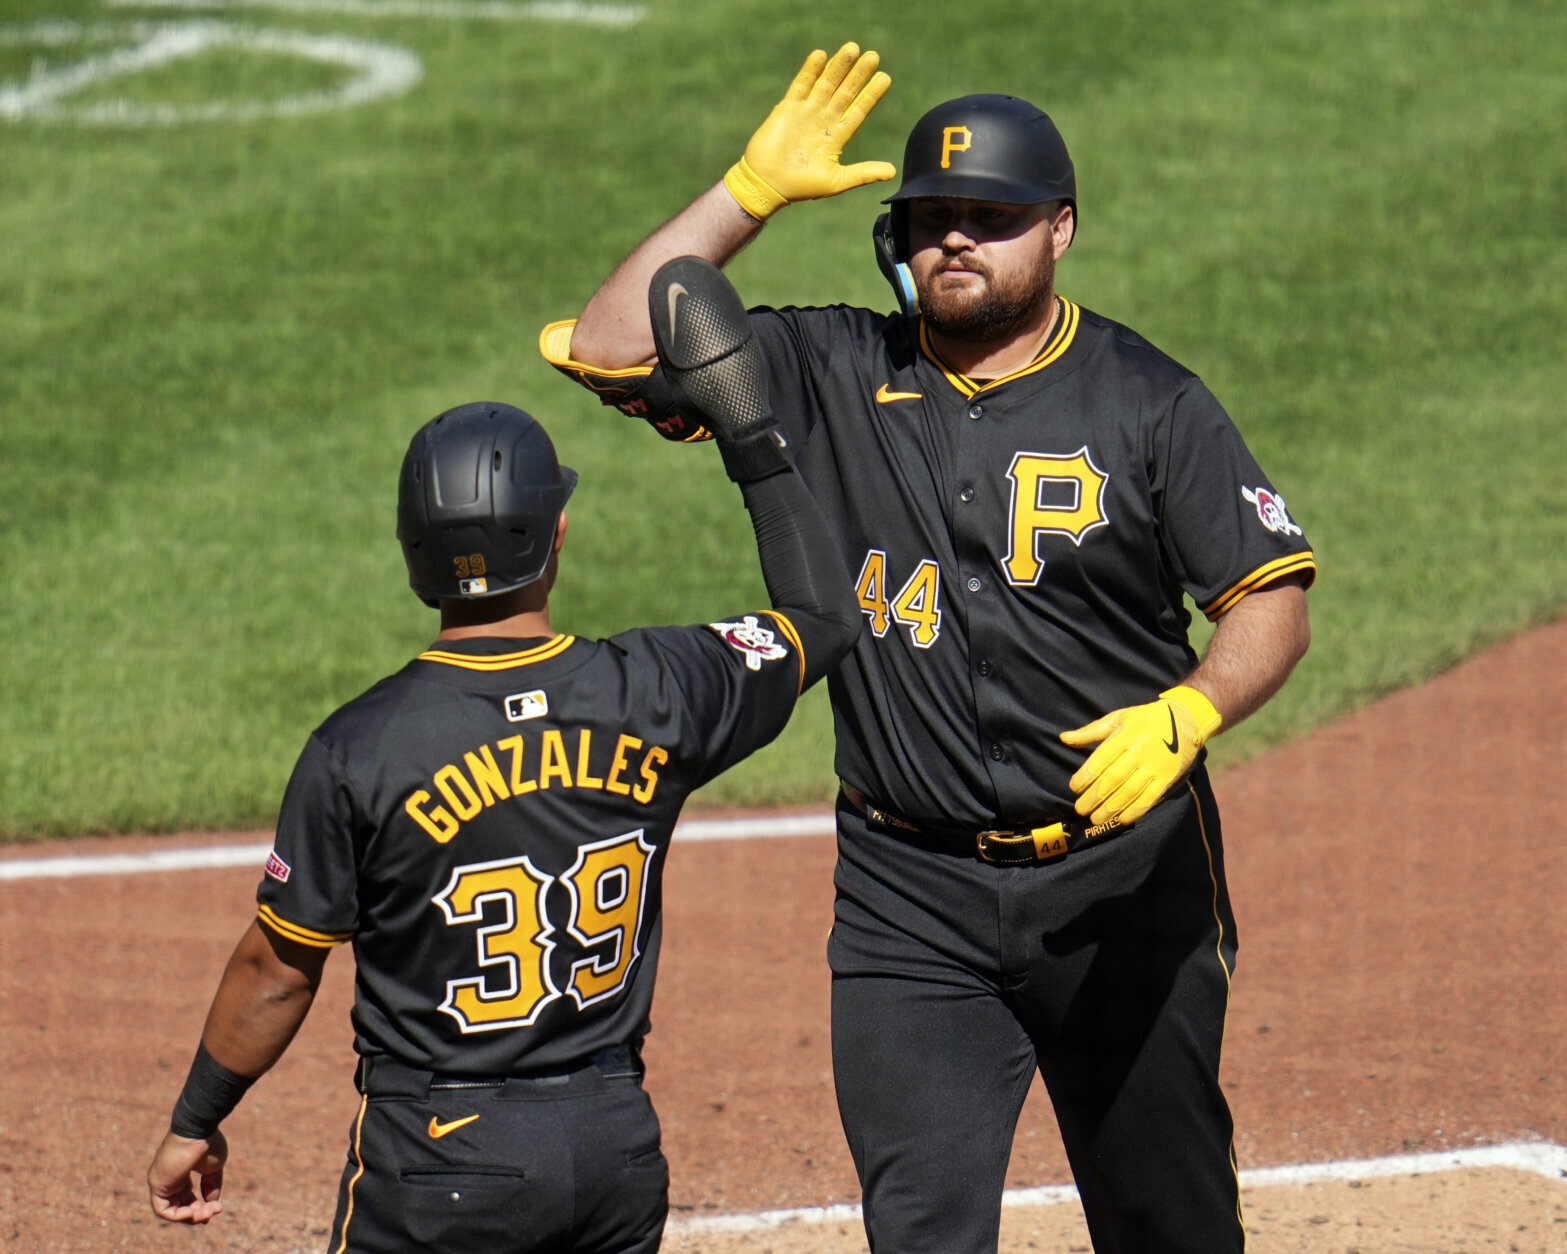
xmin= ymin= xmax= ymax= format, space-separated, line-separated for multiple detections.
xmin=1 ymin=618 xmax=1563 ymax=1252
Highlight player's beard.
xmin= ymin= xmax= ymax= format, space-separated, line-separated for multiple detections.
xmin=917 ymin=245 xmax=1056 ymax=342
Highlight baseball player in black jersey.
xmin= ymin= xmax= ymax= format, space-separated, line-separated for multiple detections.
xmin=545 ymin=44 xmax=1314 ymax=1254
xmin=146 ymin=260 xmax=859 ymax=1252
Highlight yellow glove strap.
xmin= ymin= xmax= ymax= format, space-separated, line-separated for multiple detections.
xmin=723 ymin=157 xmax=790 ymax=223
xmin=1159 ymin=685 xmax=1223 ymax=743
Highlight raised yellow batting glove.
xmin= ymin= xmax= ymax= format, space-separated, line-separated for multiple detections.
xmin=723 ymin=42 xmax=896 ymax=222
xmin=1060 ymin=686 xmax=1223 ymax=829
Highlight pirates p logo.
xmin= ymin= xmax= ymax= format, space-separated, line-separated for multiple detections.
xmin=1003 ymin=447 xmax=1111 ymax=586
xmin=940 ymin=126 xmax=972 ymax=169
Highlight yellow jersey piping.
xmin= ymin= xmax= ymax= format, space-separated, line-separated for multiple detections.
xmin=538 ymin=320 xmax=652 ymax=379
xmin=919 ymin=298 xmax=1080 ymax=398
xmin=539 ymin=320 xmax=711 ymax=443
xmin=257 ymin=905 xmax=352 ymax=949
xmin=762 ymin=610 xmax=807 ymax=697
xmin=418 ymin=635 xmax=576 ymax=671
xmin=1202 ymin=553 xmax=1316 ymax=620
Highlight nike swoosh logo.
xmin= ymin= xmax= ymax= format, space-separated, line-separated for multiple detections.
xmin=665 ymin=281 xmax=687 ymax=335
xmin=1163 ymin=708 xmax=1180 ymax=754
xmin=428 ymin=1114 xmax=480 ymax=1139
xmin=875 ymin=384 xmax=923 ymax=403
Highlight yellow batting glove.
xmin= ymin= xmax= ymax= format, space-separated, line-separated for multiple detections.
xmin=723 ymin=42 xmax=896 ymax=222
xmin=1060 ymin=686 xmax=1223 ymax=829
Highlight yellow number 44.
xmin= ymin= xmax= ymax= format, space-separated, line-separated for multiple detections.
xmin=855 ymin=551 xmax=942 ymax=649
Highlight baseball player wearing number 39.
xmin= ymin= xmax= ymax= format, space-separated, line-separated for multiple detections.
xmin=545 ymin=42 xmax=1315 ymax=1254
xmin=146 ymin=261 xmax=860 ymax=1252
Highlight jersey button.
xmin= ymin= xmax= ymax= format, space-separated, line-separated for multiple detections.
xmin=968 ymin=404 xmax=983 ymax=420
xmin=959 ymin=487 xmax=975 ymax=502
xmin=989 ymin=744 xmax=1004 ymax=761
xmin=978 ymin=659 xmax=992 ymax=676
xmin=966 ymin=577 xmax=982 ymax=592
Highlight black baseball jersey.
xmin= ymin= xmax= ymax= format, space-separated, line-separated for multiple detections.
xmin=746 ymin=298 xmax=1315 ymax=830
xmin=256 ymin=617 xmax=804 ymax=1075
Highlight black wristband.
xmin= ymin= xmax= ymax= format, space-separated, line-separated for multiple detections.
xmin=169 ymin=1042 xmax=256 ymax=1140
xmin=718 ymin=426 xmax=792 ymax=483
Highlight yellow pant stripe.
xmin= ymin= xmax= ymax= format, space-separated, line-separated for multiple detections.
xmin=1186 ymin=779 xmax=1246 ymax=1245
xmin=333 ymin=1094 xmax=369 ymax=1254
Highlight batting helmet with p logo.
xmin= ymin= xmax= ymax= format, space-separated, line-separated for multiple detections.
xmin=872 ymin=94 xmax=1077 ymax=313
xmin=886 ymin=93 xmax=1076 ymax=210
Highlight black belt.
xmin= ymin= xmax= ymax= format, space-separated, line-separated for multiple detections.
xmin=357 ymin=1044 xmax=641 ymax=1097
xmin=839 ymin=783 xmax=1127 ymax=865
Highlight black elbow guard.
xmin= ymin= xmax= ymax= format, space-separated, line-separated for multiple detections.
xmin=538 ymin=320 xmax=714 ymax=443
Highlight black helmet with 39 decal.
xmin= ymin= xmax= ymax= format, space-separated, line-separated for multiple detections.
xmin=397 ymin=402 xmax=577 ymax=606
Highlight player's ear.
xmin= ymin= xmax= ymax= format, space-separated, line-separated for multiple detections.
xmin=553 ymin=510 xmax=568 ymax=554
xmin=1051 ymin=201 xmax=1076 ymax=257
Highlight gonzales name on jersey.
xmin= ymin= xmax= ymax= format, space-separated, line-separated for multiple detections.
xmin=255 ymin=618 xmax=804 ymax=1076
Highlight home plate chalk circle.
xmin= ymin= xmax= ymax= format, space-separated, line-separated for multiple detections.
xmin=0 ymin=1 xmax=644 ymax=125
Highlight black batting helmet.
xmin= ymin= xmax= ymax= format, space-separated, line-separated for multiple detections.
xmin=876 ymin=94 xmax=1076 ymax=276
xmin=397 ymin=402 xmax=577 ymax=606
xmin=871 ymin=92 xmax=1078 ymax=310
xmin=887 ymin=93 xmax=1075 ymax=210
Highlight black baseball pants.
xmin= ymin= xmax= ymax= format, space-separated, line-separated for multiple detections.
xmin=326 ymin=1048 xmax=668 ymax=1254
xmin=829 ymin=773 xmax=1243 ymax=1254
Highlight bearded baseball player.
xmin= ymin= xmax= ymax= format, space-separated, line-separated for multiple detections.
xmin=543 ymin=44 xmax=1315 ymax=1254
xmin=146 ymin=260 xmax=859 ymax=1253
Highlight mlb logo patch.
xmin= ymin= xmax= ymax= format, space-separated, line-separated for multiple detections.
xmin=459 ymin=577 xmax=489 ymax=595
xmin=264 ymin=850 xmax=292 ymax=883
xmin=505 ymin=690 xmax=549 ymax=722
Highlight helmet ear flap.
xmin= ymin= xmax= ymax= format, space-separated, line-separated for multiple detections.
xmin=872 ymin=211 xmax=919 ymax=317
xmin=888 ymin=202 xmax=909 ymax=262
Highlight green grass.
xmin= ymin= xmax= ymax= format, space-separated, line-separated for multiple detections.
xmin=1 ymin=0 xmax=1563 ymax=836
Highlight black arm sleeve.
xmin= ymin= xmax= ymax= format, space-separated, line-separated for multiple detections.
xmin=740 ymin=467 xmax=861 ymax=690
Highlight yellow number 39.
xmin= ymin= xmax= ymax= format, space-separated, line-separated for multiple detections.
xmin=431 ymin=830 xmax=655 ymax=1033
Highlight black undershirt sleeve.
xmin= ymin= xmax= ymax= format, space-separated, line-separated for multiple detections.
xmin=740 ymin=467 xmax=861 ymax=690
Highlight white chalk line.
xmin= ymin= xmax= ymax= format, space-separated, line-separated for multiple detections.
xmin=102 ymin=0 xmax=646 ymax=26
xmin=7 ymin=832 xmax=1563 ymax=1226
xmin=0 ymin=20 xmax=421 ymax=123
xmin=0 ymin=813 xmax=837 ymax=881
xmin=667 ymin=1142 xmax=1567 ymax=1234
xmin=1 ymin=0 xmax=643 ymax=126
